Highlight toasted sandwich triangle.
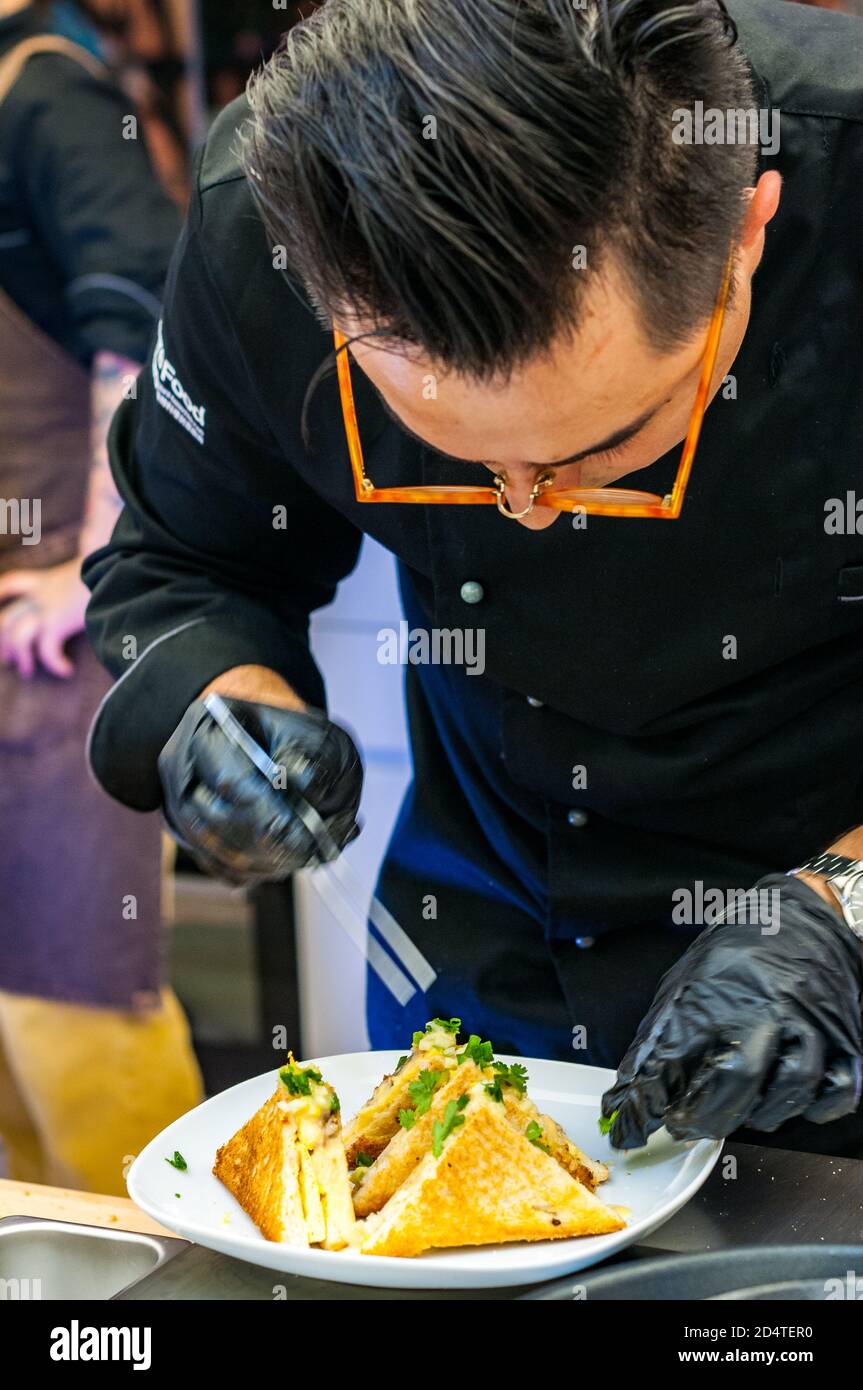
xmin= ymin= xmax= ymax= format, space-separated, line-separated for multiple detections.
xmin=353 ymin=1060 xmax=485 ymax=1217
xmin=501 ymin=1090 xmax=609 ymax=1190
xmin=360 ymin=1087 xmax=625 ymax=1258
xmin=353 ymin=1063 xmax=609 ymax=1218
xmin=214 ymin=1091 xmax=307 ymax=1245
xmin=342 ymin=1050 xmax=453 ymax=1168
xmin=213 ymin=1084 xmax=356 ymax=1250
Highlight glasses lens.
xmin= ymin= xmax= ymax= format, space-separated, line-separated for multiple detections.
xmin=546 ymin=487 xmax=664 ymax=508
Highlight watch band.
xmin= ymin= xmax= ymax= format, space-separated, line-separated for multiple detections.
xmin=795 ymin=851 xmax=859 ymax=879
xmin=790 ymin=852 xmax=863 ymax=942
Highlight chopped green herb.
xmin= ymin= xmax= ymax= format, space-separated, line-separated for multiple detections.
xmin=165 ymin=1151 xmax=187 ymax=1172
xmin=598 ymin=1109 xmax=619 ymax=1136
xmin=279 ymin=1061 xmax=322 ymax=1096
xmin=413 ymin=1018 xmax=461 ymax=1050
xmin=399 ymin=1108 xmax=417 ymax=1131
xmin=457 ymin=1034 xmax=494 ymax=1068
xmin=492 ymin=1061 xmax=528 ymax=1094
xmin=355 ymin=1152 xmax=374 ymax=1167
xmin=483 ymin=1062 xmax=527 ymax=1103
xmin=525 ymin=1120 xmax=551 ymax=1154
xmin=431 ymin=1099 xmax=467 ymax=1158
xmin=175 ymin=1193 xmax=181 ymax=1199
xmin=330 ymin=1092 xmax=341 ymax=1114
xmin=456 ymin=1093 xmax=470 ymax=1111
xmin=408 ymin=1067 xmax=446 ymax=1116
xmin=394 ymin=1055 xmax=408 ymax=1073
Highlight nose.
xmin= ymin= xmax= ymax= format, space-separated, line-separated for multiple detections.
xmin=495 ymin=469 xmax=558 ymax=529
xmin=500 ymin=473 xmax=537 ymax=513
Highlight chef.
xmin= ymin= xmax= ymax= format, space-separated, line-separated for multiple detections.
xmin=0 ymin=0 xmax=201 ymax=1193
xmin=85 ymin=0 xmax=863 ymax=1156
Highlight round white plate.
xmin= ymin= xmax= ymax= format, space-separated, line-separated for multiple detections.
xmin=127 ymin=1052 xmax=721 ymax=1290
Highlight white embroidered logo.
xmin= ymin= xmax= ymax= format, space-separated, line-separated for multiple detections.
xmin=152 ymin=320 xmax=206 ymax=444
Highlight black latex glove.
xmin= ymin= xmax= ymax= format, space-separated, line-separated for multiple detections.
xmin=601 ymin=874 xmax=863 ymax=1148
xmin=158 ymin=697 xmax=362 ymax=887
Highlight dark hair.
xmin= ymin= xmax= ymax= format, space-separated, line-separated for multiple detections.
xmin=240 ymin=0 xmax=756 ymax=378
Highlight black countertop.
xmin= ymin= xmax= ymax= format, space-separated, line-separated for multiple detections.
xmin=635 ymin=1140 xmax=863 ymax=1254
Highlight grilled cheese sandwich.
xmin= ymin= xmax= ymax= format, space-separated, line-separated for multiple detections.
xmin=341 ymin=1017 xmax=462 ymax=1167
xmin=213 ymin=1022 xmax=622 ymax=1258
xmin=213 ymin=1058 xmax=355 ymax=1249
xmin=359 ymin=1082 xmax=625 ymax=1258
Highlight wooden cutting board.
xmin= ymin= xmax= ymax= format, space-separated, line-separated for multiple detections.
xmin=0 ymin=1176 xmax=173 ymax=1237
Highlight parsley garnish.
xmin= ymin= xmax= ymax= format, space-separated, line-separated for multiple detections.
xmin=492 ymin=1061 xmax=528 ymax=1094
xmin=484 ymin=1062 xmax=529 ymax=1103
xmin=598 ymin=1109 xmax=619 ymax=1136
xmin=394 ymin=1055 xmax=408 ymax=1073
xmin=457 ymin=1034 xmax=494 ymax=1068
xmin=399 ymin=1068 xmax=453 ymax=1129
xmin=432 ymin=1099 xmax=467 ymax=1158
xmin=165 ymin=1151 xmax=187 ymax=1171
xmin=408 ymin=1067 xmax=446 ymax=1116
xmin=525 ymin=1120 xmax=551 ymax=1154
xmin=279 ymin=1061 xmax=322 ymax=1096
xmin=355 ymin=1152 xmax=374 ymax=1168
xmin=330 ymin=1092 xmax=340 ymax=1114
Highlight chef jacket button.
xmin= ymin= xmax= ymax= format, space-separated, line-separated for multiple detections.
xmin=526 ymin=696 xmax=544 ymax=708
xmin=460 ymin=580 xmax=484 ymax=605
xmin=575 ymin=936 xmax=595 ymax=950
xmin=567 ymin=808 xmax=589 ymax=828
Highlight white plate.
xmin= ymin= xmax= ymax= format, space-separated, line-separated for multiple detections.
xmin=127 ymin=1052 xmax=721 ymax=1290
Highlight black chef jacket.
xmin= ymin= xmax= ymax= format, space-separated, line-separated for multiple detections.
xmin=85 ymin=0 xmax=863 ymax=1092
xmin=0 ymin=6 xmax=179 ymax=365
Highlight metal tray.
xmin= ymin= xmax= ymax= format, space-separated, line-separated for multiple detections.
xmin=0 ymin=1214 xmax=187 ymax=1301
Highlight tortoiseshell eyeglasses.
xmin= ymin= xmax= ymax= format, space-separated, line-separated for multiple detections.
xmin=333 ymin=254 xmax=733 ymax=521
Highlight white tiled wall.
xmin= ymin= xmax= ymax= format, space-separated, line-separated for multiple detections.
xmin=295 ymin=539 xmax=411 ymax=1056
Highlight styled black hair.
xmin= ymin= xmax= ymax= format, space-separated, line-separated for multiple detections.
xmin=240 ymin=0 xmax=757 ymax=378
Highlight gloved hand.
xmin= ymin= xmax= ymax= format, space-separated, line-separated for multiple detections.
xmin=158 ymin=697 xmax=362 ymax=886
xmin=601 ymin=874 xmax=863 ymax=1148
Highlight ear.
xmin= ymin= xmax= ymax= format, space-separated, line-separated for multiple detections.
xmin=738 ymin=171 xmax=782 ymax=273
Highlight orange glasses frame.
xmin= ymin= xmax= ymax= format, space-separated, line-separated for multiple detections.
xmin=333 ymin=254 xmax=733 ymax=521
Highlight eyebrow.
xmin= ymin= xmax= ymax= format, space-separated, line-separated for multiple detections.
xmin=372 ymin=389 xmax=663 ymax=470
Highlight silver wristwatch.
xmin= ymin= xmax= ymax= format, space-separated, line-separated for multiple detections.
xmin=789 ymin=852 xmax=863 ymax=942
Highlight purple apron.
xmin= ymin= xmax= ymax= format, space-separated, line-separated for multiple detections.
xmin=0 ymin=37 xmax=163 ymax=1010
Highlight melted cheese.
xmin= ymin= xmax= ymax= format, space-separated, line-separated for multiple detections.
xmin=277 ymin=1069 xmax=338 ymax=1241
xmin=417 ymin=1025 xmax=460 ymax=1056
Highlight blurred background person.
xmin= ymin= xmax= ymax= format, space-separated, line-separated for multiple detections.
xmin=55 ymin=0 xmax=203 ymax=205
xmin=0 ymin=0 xmax=201 ymax=1195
